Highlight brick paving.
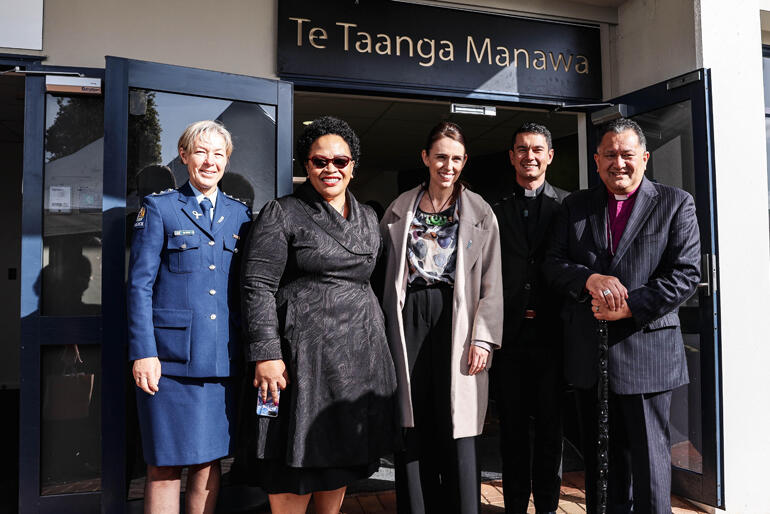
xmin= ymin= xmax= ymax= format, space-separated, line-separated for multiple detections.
xmin=308 ymin=472 xmax=707 ymax=514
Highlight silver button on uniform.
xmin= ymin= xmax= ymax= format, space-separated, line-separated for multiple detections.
xmin=210 ymin=314 xmax=216 ymax=320
xmin=208 ymin=241 xmax=215 ymax=246
xmin=209 ymin=264 xmax=216 ymax=270
xmin=209 ymin=289 xmax=216 ymax=295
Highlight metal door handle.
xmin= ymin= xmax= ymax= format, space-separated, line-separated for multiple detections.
xmin=699 ymin=253 xmax=717 ymax=297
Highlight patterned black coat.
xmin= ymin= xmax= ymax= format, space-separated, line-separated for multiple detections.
xmin=241 ymin=182 xmax=397 ymax=467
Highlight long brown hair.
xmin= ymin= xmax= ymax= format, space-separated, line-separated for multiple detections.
xmin=422 ymin=121 xmax=470 ymax=202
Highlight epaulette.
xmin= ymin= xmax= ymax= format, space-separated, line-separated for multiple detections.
xmin=223 ymin=192 xmax=249 ymax=207
xmin=151 ymin=188 xmax=176 ymax=196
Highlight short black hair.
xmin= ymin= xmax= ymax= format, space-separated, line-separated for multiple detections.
xmin=512 ymin=122 xmax=553 ymax=150
xmin=296 ymin=116 xmax=361 ymax=171
xmin=596 ymin=118 xmax=647 ymax=151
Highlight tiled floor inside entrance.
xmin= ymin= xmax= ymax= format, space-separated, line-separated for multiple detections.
xmin=323 ymin=472 xmax=706 ymax=514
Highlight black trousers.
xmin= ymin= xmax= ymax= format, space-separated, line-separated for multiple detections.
xmin=490 ymin=321 xmax=563 ymax=513
xmin=395 ymin=284 xmax=480 ymax=514
xmin=577 ymin=388 xmax=673 ymax=514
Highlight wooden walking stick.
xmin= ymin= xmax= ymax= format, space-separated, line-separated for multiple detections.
xmin=596 ymin=320 xmax=609 ymax=514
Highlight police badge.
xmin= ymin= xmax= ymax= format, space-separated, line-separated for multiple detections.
xmin=134 ymin=206 xmax=146 ymax=229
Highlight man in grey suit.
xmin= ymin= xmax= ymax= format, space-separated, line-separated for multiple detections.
xmin=543 ymin=118 xmax=700 ymax=514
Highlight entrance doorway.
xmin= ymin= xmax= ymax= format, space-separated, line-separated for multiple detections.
xmin=293 ymin=89 xmax=587 ymax=487
xmin=0 ymin=72 xmax=24 ymax=513
xmin=293 ymin=91 xmax=584 ymax=210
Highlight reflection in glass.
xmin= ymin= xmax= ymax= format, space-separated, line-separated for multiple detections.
xmin=126 ymin=89 xmax=276 ymax=223
xmin=633 ymin=101 xmax=702 ymax=474
xmin=763 ymin=55 xmax=770 ymax=112
xmin=40 ymin=344 xmax=102 ymax=494
xmin=42 ymin=94 xmax=103 ymax=316
xmin=766 ymin=118 xmax=770 ymax=237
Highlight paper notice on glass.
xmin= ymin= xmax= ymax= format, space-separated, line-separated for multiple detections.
xmin=49 ymin=186 xmax=71 ymax=213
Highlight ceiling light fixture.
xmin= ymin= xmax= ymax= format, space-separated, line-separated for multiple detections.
xmin=451 ymin=103 xmax=496 ymax=116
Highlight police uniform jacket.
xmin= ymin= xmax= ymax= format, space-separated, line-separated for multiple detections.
xmin=128 ymin=182 xmax=252 ymax=378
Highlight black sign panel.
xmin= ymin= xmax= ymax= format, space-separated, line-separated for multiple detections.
xmin=277 ymin=0 xmax=602 ymax=102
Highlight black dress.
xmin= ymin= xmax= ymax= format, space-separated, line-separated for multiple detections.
xmin=240 ymin=182 xmax=397 ymax=493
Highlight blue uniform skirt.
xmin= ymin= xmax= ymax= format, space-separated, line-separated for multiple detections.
xmin=136 ymin=375 xmax=233 ymax=466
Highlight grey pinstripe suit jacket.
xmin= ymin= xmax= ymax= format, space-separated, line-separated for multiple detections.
xmin=543 ymin=176 xmax=701 ymax=394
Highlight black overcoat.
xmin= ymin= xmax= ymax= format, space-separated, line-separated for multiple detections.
xmin=241 ymin=182 xmax=397 ymax=467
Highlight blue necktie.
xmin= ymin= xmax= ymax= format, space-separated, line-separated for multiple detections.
xmin=200 ymin=197 xmax=213 ymax=229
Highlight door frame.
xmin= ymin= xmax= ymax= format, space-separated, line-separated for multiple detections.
xmin=101 ymin=56 xmax=293 ymax=513
xmin=19 ymin=63 xmax=106 ymax=514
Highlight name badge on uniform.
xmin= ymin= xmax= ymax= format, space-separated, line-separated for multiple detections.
xmin=173 ymin=230 xmax=195 ymax=236
xmin=134 ymin=207 xmax=146 ymax=229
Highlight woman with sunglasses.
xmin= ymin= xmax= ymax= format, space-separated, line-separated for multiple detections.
xmin=240 ymin=116 xmax=397 ymax=514
xmin=380 ymin=121 xmax=503 ymax=514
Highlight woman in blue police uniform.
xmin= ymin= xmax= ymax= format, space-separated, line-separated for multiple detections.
xmin=128 ymin=120 xmax=251 ymax=514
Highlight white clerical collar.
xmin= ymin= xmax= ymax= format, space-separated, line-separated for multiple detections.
xmin=189 ymin=183 xmax=218 ymax=209
xmin=613 ymin=193 xmax=628 ymax=201
xmin=517 ymin=182 xmax=544 ymax=198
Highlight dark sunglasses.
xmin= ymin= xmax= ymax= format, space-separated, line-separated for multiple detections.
xmin=308 ymin=155 xmax=352 ymax=169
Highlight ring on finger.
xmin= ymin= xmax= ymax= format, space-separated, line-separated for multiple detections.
xmin=594 ymin=305 xmax=600 ymax=312
xmin=602 ymin=289 xmax=612 ymax=296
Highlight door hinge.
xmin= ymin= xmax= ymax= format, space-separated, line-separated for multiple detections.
xmin=667 ymin=70 xmax=702 ymax=90
xmin=590 ymin=104 xmax=627 ymax=126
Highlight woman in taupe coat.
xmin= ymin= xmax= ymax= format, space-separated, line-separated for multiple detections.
xmin=380 ymin=121 xmax=503 ymax=514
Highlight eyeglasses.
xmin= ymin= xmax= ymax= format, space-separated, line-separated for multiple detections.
xmin=308 ymin=155 xmax=352 ymax=169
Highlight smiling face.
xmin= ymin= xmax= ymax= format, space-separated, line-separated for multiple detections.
xmin=509 ymin=132 xmax=553 ymax=188
xmin=594 ymin=129 xmax=649 ymax=195
xmin=422 ymin=136 xmax=467 ymax=192
xmin=304 ymin=134 xmax=354 ymax=204
xmin=179 ymin=133 xmax=228 ymax=196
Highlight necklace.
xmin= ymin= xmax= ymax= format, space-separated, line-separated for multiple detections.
xmin=426 ymin=187 xmax=452 ymax=214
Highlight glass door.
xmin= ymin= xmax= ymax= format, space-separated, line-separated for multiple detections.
xmin=19 ymin=65 xmax=106 ymax=514
xmin=589 ymin=69 xmax=723 ymax=508
xmin=101 ymin=57 xmax=292 ymax=513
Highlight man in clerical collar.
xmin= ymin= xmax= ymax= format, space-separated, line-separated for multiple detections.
xmin=491 ymin=123 xmax=568 ymax=514
xmin=543 ymin=118 xmax=700 ymax=513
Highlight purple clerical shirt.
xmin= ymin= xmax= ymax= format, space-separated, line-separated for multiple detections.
xmin=607 ymin=186 xmax=639 ymax=255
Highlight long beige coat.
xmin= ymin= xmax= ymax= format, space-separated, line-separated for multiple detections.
xmin=380 ymin=185 xmax=503 ymax=438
